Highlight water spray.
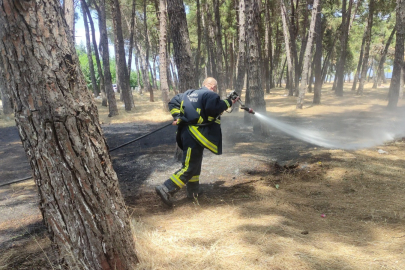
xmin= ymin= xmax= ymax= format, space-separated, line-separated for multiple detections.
xmin=225 ymin=91 xmax=404 ymax=150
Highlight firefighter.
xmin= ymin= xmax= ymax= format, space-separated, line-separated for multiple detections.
xmin=155 ymin=77 xmax=239 ymax=206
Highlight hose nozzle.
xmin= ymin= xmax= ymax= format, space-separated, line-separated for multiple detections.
xmin=242 ymin=107 xmax=255 ymax=114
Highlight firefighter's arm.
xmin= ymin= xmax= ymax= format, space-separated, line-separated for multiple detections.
xmin=204 ymin=91 xmax=233 ymax=116
xmin=168 ymin=94 xmax=183 ymax=124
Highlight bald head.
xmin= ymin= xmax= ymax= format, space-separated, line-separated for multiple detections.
xmin=202 ymin=77 xmax=218 ymax=92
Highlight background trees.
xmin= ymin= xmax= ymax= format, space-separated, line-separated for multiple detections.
xmin=68 ymin=0 xmax=403 ymax=114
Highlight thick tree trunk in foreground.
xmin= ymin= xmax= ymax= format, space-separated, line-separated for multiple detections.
xmin=0 ymin=75 xmax=13 ymax=114
xmin=0 ymin=0 xmax=138 ymax=269
xmin=297 ymin=0 xmax=319 ymax=109
xmin=63 ymin=0 xmax=75 ymax=40
xmin=167 ymin=0 xmax=194 ymax=93
xmin=388 ymin=0 xmax=405 ymax=108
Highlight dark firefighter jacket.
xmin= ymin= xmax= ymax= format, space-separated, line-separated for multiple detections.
xmin=168 ymin=86 xmax=232 ymax=155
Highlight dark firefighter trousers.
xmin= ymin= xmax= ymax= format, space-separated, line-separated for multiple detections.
xmin=163 ymin=126 xmax=203 ymax=194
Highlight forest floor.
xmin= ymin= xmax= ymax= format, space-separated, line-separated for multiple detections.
xmin=1 ymin=82 xmax=405 ymax=269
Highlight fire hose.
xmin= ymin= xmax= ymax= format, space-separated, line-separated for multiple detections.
xmin=1 ymin=91 xmax=254 ymax=187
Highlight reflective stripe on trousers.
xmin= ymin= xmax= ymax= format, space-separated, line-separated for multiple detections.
xmin=169 ymin=127 xmax=204 ymax=188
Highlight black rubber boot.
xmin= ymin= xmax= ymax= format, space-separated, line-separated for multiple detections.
xmin=155 ymin=181 xmax=179 ymax=206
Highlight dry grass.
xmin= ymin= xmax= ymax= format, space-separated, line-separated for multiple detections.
xmin=1 ymin=82 xmax=405 ymax=269
xmin=127 ymin=82 xmax=405 ymax=270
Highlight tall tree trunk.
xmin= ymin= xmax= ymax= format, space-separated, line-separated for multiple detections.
xmin=229 ymin=38 xmax=235 ymax=90
xmin=351 ymin=28 xmax=366 ymax=91
xmin=297 ymin=0 xmax=319 ymax=109
xmin=235 ymin=0 xmax=247 ymax=97
xmin=246 ymin=0 xmax=266 ymax=131
xmin=159 ymin=0 xmax=170 ymax=110
xmin=64 ymin=0 xmax=75 ymax=40
xmin=373 ymin=26 xmax=396 ymax=88
xmin=82 ymin=0 xmax=107 ymax=106
xmin=280 ymin=0 xmax=294 ymax=95
xmin=313 ymin=2 xmax=323 ymax=105
xmin=205 ymin=0 xmax=218 ymax=79
xmin=111 ymin=0 xmax=134 ymax=109
xmin=81 ymin=0 xmax=99 ymax=97
xmin=335 ymin=0 xmax=354 ymax=96
xmin=0 ymin=1 xmax=139 ymax=268
xmin=264 ymin=0 xmax=271 ymax=94
xmin=290 ymin=0 xmax=300 ymax=96
xmin=214 ymin=0 xmax=226 ymax=97
xmin=357 ymin=0 xmax=375 ymax=95
xmin=144 ymin=0 xmax=155 ymax=101
xmin=127 ymin=0 xmax=136 ymax=76
xmin=135 ymin=55 xmax=142 ymax=92
xmin=167 ymin=0 xmax=194 ymax=93
xmin=95 ymin=0 xmax=119 ymax=116
xmin=195 ymin=0 xmax=202 ymax=87
xmin=388 ymin=0 xmax=405 ymax=108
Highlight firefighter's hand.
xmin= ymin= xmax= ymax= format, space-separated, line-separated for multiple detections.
xmin=232 ymin=97 xmax=240 ymax=104
xmin=172 ymin=120 xmax=178 ymax=125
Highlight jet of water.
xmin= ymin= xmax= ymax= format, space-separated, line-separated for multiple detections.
xmin=254 ymin=112 xmax=403 ymax=150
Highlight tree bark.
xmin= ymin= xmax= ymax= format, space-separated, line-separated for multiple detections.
xmin=214 ymin=0 xmax=226 ymax=97
xmin=144 ymin=0 xmax=155 ymax=101
xmin=0 ymin=1 xmax=139 ymax=268
xmin=159 ymin=0 xmax=170 ymax=110
xmin=82 ymin=0 xmax=107 ymax=106
xmin=235 ymin=0 xmax=247 ymax=97
xmin=388 ymin=0 xmax=405 ymax=108
xmin=94 ymin=0 xmax=119 ymax=116
xmin=63 ymin=0 xmax=75 ymax=40
xmin=335 ymin=0 xmax=354 ymax=96
xmin=110 ymin=0 xmax=134 ymax=109
xmin=264 ymin=0 xmax=271 ymax=94
xmin=246 ymin=0 xmax=266 ymax=131
xmin=127 ymin=0 xmax=136 ymax=76
xmin=351 ymin=28 xmax=366 ymax=91
xmin=313 ymin=2 xmax=323 ymax=105
xmin=373 ymin=26 xmax=396 ymax=88
xmin=0 ymin=73 xmax=13 ymax=114
xmin=167 ymin=0 xmax=194 ymax=93
xmin=204 ymin=0 xmax=218 ymax=78
xmin=297 ymin=0 xmax=319 ymax=109
xmin=280 ymin=0 xmax=294 ymax=95
xmin=195 ymin=0 xmax=202 ymax=87
xmin=357 ymin=0 xmax=375 ymax=95
xmin=81 ymin=0 xmax=99 ymax=97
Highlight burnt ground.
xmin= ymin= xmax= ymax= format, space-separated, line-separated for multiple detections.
xmin=0 ymin=116 xmax=315 ymax=249
xmin=1 ymin=111 xmax=404 ymax=268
